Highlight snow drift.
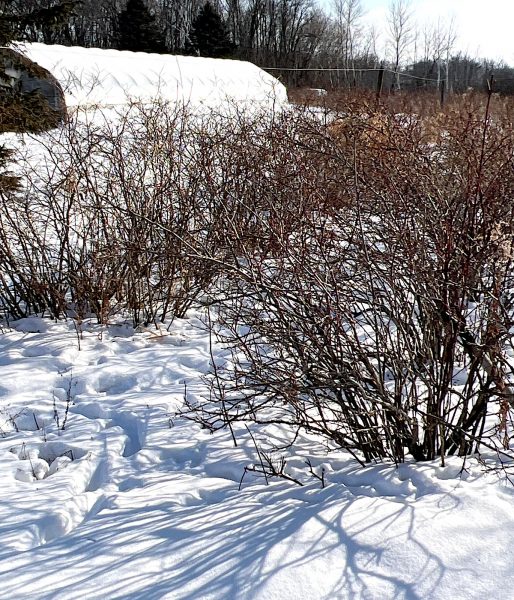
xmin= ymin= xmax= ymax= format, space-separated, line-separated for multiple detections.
xmin=19 ymin=43 xmax=288 ymax=110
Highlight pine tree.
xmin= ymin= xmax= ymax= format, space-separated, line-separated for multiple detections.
xmin=0 ymin=3 xmax=12 ymax=46
xmin=117 ymin=0 xmax=165 ymax=54
xmin=0 ymin=1 xmax=78 ymax=45
xmin=187 ymin=2 xmax=234 ymax=58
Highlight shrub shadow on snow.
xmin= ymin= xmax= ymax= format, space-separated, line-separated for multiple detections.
xmin=0 ymin=480 xmax=474 ymax=600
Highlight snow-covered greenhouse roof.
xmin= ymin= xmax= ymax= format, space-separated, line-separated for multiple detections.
xmin=19 ymin=43 xmax=288 ymax=110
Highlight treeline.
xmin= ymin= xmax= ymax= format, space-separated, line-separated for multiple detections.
xmin=1 ymin=0 xmax=514 ymax=93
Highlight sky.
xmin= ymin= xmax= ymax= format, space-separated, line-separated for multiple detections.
xmin=360 ymin=0 xmax=514 ymax=64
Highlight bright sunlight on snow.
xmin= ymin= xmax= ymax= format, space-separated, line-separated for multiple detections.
xmin=0 ymin=316 xmax=514 ymax=599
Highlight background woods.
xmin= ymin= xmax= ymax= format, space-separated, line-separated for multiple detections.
xmin=1 ymin=0 xmax=513 ymax=92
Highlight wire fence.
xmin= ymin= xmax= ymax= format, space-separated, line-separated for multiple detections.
xmin=263 ymin=65 xmax=446 ymax=84
xmin=261 ymin=64 xmax=514 ymax=98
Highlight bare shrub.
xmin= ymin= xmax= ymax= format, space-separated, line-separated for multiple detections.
xmin=185 ymin=92 xmax=514 ymax=465
xmin=0 ymin=100 xmax=296 ymax=325
xmin=4 ymin=88 xmax=514 ymax=468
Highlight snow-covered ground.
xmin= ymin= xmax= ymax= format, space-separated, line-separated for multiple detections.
xmin=1 ymin=314 xmax=514 ymax=600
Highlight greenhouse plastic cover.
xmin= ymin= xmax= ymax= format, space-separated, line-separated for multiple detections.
xmin=19 ymin=43 xmax=288 ymax=110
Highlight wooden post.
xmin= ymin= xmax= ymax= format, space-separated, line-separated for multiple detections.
xmin=487 ymin=74 xmax=494 ymax=95
xmin=376 ymin=64 xmax=384 ymax=104
xmin=439 ymin=79 xmax=445 ymax=108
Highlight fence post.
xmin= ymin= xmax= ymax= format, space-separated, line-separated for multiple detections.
xmin=376 ymin=64 xmax=384 ymax=104
xmin=487 ymin=74 xmax=495 ymax=95
xmin=439 ymin=79 xmax=445 ymax=108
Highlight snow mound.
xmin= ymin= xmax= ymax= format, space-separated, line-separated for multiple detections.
xmin=11 ymin=317 xmax=49 ymax=333
xmin=19 ymin=43 xmax=288 ymax=110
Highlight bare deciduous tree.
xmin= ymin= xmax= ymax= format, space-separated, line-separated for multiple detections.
xmin=387 ymin=0 xmax=413 ymax=90
xmin=332 ymin=0 xmax=363 ymax=85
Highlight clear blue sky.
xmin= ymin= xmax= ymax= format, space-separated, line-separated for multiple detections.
xmin=357 ymin=0 xmax=513 ymax=63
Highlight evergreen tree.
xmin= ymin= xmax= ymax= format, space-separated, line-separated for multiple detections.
xmin=117 ymin=0 xmax=165 ymax=53
xmin=0 ymin=1 xmax=12 ymax=46
xmin=187 ymin=2 xmax=234 ymax=58
xmin=0 ymin=1 xmax=78 ymax=45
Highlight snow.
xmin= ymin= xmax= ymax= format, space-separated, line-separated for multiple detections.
xmin=0 ymin=313 xmax=514 ymax=599
xmin=19 ymin=43 xmax=288 ymax=110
